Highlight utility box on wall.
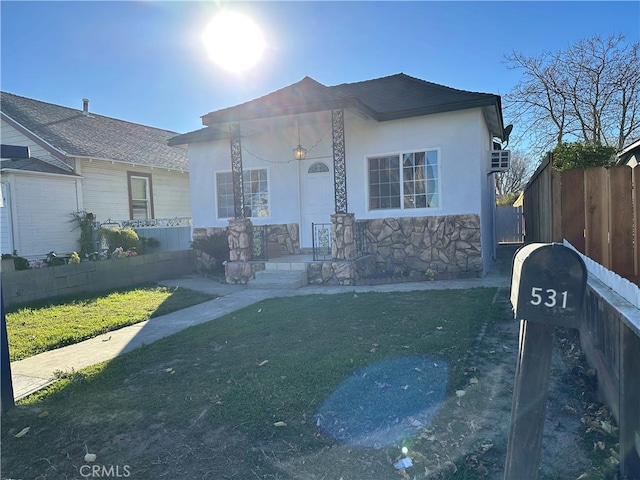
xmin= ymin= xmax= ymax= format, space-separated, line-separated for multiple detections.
xmin=511 ymin=243 xmax=587 ymax=329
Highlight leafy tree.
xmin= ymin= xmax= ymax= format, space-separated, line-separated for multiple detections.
xmin=504 ymin=34 xmax=640 ymax=158
xmin=496 ymin=192 xmax=521 ymax=207
xmin=551 ymin=142 xmax=616 ymax=171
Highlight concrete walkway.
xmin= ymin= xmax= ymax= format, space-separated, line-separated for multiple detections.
xmin=9 ymin=252 xmax=514 ymax=401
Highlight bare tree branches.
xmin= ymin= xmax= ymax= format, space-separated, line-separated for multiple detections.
xmin=495 ymin=150 xmax=534 ymax=197
xmin=504 ymin=35 xmax=640 ymax=156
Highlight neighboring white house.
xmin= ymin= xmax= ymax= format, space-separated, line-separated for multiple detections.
xmin=169 ymin=74 xmax=511 ymax=284
xmin=1 ymin=92 xmax=191 ymax=259
xmin=617 ymin=138 xmax=640 ymax=167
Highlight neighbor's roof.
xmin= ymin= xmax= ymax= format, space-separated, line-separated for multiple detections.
xmin=0 ymin=157 xmax=81 ymax=176
xmin=616 ymin=137 xmax=640 ymax=165
xmin=169 ymin=73 xmax=505 ymax=146
xmin=1 ymin=92 xmax=188 ymax=171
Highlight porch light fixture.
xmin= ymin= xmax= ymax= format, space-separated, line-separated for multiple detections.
xmin=293 ymin=118 xmax=307 ymax=160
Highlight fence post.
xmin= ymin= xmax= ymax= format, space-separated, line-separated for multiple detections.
xmin=584 ymin=168 xmax=610 ymax=267
xmin=620 ymin=321 xmax=640 ymax=478
xmin=561 ymin=169 xmax=586 ymax=253
xmin=505 ymin=243 xmax=587 ymax=479
xmin=608 ymin=166 xmax=634 ymax=277
xmin=634 ymin=167 xmax=640 ymax=279
xmin=551 ymin=169 xmax=562 ymax=242
xmin=504 ymin=320 xmax=555 ymax=479
xmin=1 ymin=290 xmax=15 ymax=414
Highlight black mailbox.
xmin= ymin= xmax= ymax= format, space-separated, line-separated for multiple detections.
xmin=511 ymin=243 xmax=587 ymax=329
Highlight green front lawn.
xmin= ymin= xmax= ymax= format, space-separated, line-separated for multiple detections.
xmin=2 ymin=288 xmax=513 ymax=479
xmin=5 ymin=285 xmax=217 ymax=361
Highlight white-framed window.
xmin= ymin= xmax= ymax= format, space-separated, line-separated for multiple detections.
xmin=216 ymin=168 xmax=269 ymax=219
xmin=128 ymin=172 xmax=154 ymax=219
xmin=367 ymin=149 xmax=439 ymax=210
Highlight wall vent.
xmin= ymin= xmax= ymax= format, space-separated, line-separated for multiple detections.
xmin=490 ymin=150 xmax=510 ymax=172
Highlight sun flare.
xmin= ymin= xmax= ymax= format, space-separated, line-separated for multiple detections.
xmin=202 ymin=11 xmax=265 ymax=72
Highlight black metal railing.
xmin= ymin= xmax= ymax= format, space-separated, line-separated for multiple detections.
xmin=312 ymin=223 xmax=332 ymax=261
xmin=252 ymin=225 xmax=268 ymax=261
xmin=355 ymin=220 xmax=371 ymax=257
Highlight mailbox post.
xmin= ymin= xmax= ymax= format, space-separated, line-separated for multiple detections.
xmin=504 ymin=243 xmax=587 ymax=480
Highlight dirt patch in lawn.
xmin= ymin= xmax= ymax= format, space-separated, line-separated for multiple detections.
xmin=265 ymin=294 xmax=620 ymax=480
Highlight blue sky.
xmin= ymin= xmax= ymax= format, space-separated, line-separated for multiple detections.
xmin=1 ymin=1 xmax=638 ymax=143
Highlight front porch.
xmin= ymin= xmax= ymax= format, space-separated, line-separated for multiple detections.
xmin=194 ymin=212 xmax=484 ymax=288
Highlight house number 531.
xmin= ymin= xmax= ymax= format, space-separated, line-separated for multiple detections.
xmin=530 ymin=287 xmax=569 ymax=308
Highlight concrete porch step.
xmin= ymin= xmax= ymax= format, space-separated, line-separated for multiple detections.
xmin=248 ymin=269 xmax=308 ymax=290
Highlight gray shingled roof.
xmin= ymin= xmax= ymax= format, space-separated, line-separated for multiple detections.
xmin=0 ymin=157 xmax=81 ymax=176
xmin=330 ymin=74 xmax=502 ymax=121
xmin=1 ymin=92 xmax=188 ymax=171
xmin=170 ymin=73 xmax=504 ymax=146
xmin=200 ymin=76 xmax=375 ymax=125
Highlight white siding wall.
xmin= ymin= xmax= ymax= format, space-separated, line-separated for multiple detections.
xmin=189 ymin=108 xmax=487 ymax=228
xmin=10 ymin=173 xmax=79 ymax=257
xmin=79 ymin=159 xmax=191 ymax=223
xmin=0 ymin=119 xmax=72 ymax=171
xmin=151 ymin=169 xmax=192 ymax=218
xmin=1 ymin=182 xmax=13 ymax=254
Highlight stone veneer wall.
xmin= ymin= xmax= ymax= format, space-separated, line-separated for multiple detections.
xmin=266 ymin=223 xmax=300 ymax=255
xmin=359 ymin=214 xmax=483 ymax=278
xmin=192 ymin=226 xmax=228 ymax=274
xmin=198 ymin=214 xmax=483 ymax=285
xmin=193 ymin=223 xmax=300 ymax=283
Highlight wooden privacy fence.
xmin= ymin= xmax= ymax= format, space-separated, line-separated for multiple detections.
xmin=568 ymin=244 xmax=640 ymax=478
xmin=524 ymin=153 xmax=639 ymax=285
xmin=523 ymin=155 xmax=640 ymax=477
xmin=496 ymin=205 xmax=524 ymax=244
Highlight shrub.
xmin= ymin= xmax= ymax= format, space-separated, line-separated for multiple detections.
xmin=98 ymin=227 xmax=140 ymax=254
xmin=2 ymin=251 xmax=30 ymax=271
xmin=191 ymin=231 xmax=230 ymax=274
xmin=70 ymin=211 xmax=96 ymax=256
xmin=552 ymin=142 xmax=616 ymax=171
xmin=138 ymin=236 xmax=160 ymax=254
xmin=191 ymin=231 xmax=230 ymax=261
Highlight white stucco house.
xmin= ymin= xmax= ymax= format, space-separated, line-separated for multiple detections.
xmin=169 ymin=74 xmax=511 ymax=285
xmin=1 ymin=92 xmax=191 ymax=260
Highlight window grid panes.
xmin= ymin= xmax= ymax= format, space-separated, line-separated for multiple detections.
xmin=368 ymin=156 xmax=400 ymax=210
xmin=216 ymin=172 xmax=235 ymax=219
xmin=130 ymin=176 xmax=150 ymax=219
xmin=368 ymin=150 xmax=438 ymax=211
xmin=217 ymin=169 xmax=269 ymax=219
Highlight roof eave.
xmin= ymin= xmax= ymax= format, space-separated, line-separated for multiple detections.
xmin=201 ymin=97 xmax=377 ymax=126
xmin=374 ymin=96 xmax=504 ymax=136
xmin=0 ymin=111 xmax=69 ymax=162
xmin=168 ymin=127 xmax=229 ymax=146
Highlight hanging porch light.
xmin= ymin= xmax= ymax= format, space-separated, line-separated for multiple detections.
xmin=293 ymin=118 xmax=307 ymax=160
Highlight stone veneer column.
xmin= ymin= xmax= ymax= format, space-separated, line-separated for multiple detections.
xmin=331 ymin=213 xmax=356 ymax=260
xmin=228 ymin=218 xmax=252 ymax=261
